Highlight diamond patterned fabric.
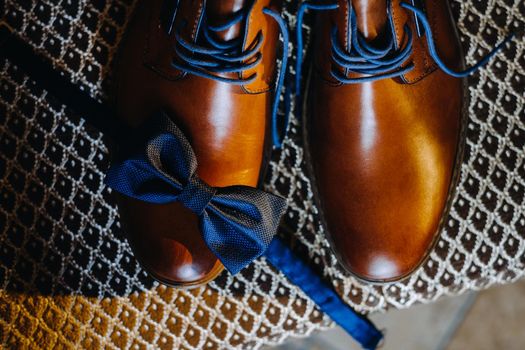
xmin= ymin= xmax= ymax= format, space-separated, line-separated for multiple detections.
xmin=0 ymin=0 xmax=524 ymax=349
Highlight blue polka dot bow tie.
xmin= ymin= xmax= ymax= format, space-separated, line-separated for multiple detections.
xmin=104 ymin=112 xmax=287 ymax=275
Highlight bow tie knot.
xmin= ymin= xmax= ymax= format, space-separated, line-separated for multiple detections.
xmin=179 ymin=175 xmax=216 ymax=215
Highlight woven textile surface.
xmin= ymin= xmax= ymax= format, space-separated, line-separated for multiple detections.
xmin=0 ymin=0 xmax=524 ymax=349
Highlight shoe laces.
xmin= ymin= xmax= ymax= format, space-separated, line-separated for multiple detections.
xmin=170 ymin=2 xmax=290 ymax=148
xmin=294 ymin=0 xmax=515 ymax=91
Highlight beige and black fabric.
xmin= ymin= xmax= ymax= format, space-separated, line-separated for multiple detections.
xmin=0 ymin=0 xmax=524 ymax=349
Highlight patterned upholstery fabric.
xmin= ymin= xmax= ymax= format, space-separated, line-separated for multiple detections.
xmin=0 ymin=0 xmax=523 ymax=348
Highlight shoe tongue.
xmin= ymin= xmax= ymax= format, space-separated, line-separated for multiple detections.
xmin=205 ymin=0 xmax=250 ymax=41
xmin=351 ymin=0 xmax=388 ymax=40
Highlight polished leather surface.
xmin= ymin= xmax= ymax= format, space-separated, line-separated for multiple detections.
xmin=307 ymin=0 xmax=464 ymax=282
xmin=113 ymin=0 xmax=282 ymax=286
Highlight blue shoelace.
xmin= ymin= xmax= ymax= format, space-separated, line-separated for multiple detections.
xmin=295 ymin=1 xmax=515 ymax=92
xmin=171 ymin=4 xmax=290 ymax=148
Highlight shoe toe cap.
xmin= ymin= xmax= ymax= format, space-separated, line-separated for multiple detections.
xmin=116 ymin=195 xmax=224 ymax=287
xmin=326 ymin=205 xmax=444 ymax=283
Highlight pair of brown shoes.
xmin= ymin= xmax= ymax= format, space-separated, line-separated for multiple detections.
xmin=108 ymin=0 xmax=511 ymax=287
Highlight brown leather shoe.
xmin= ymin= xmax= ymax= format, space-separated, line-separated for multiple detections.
xmin=112 ymin=0 xmax=285 ymax=287
xmin=302 ymin=0 xmax=484 ymax=283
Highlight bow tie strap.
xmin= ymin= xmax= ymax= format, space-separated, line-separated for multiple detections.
xmin=105 ymin=112 xmax=287 ymax=275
